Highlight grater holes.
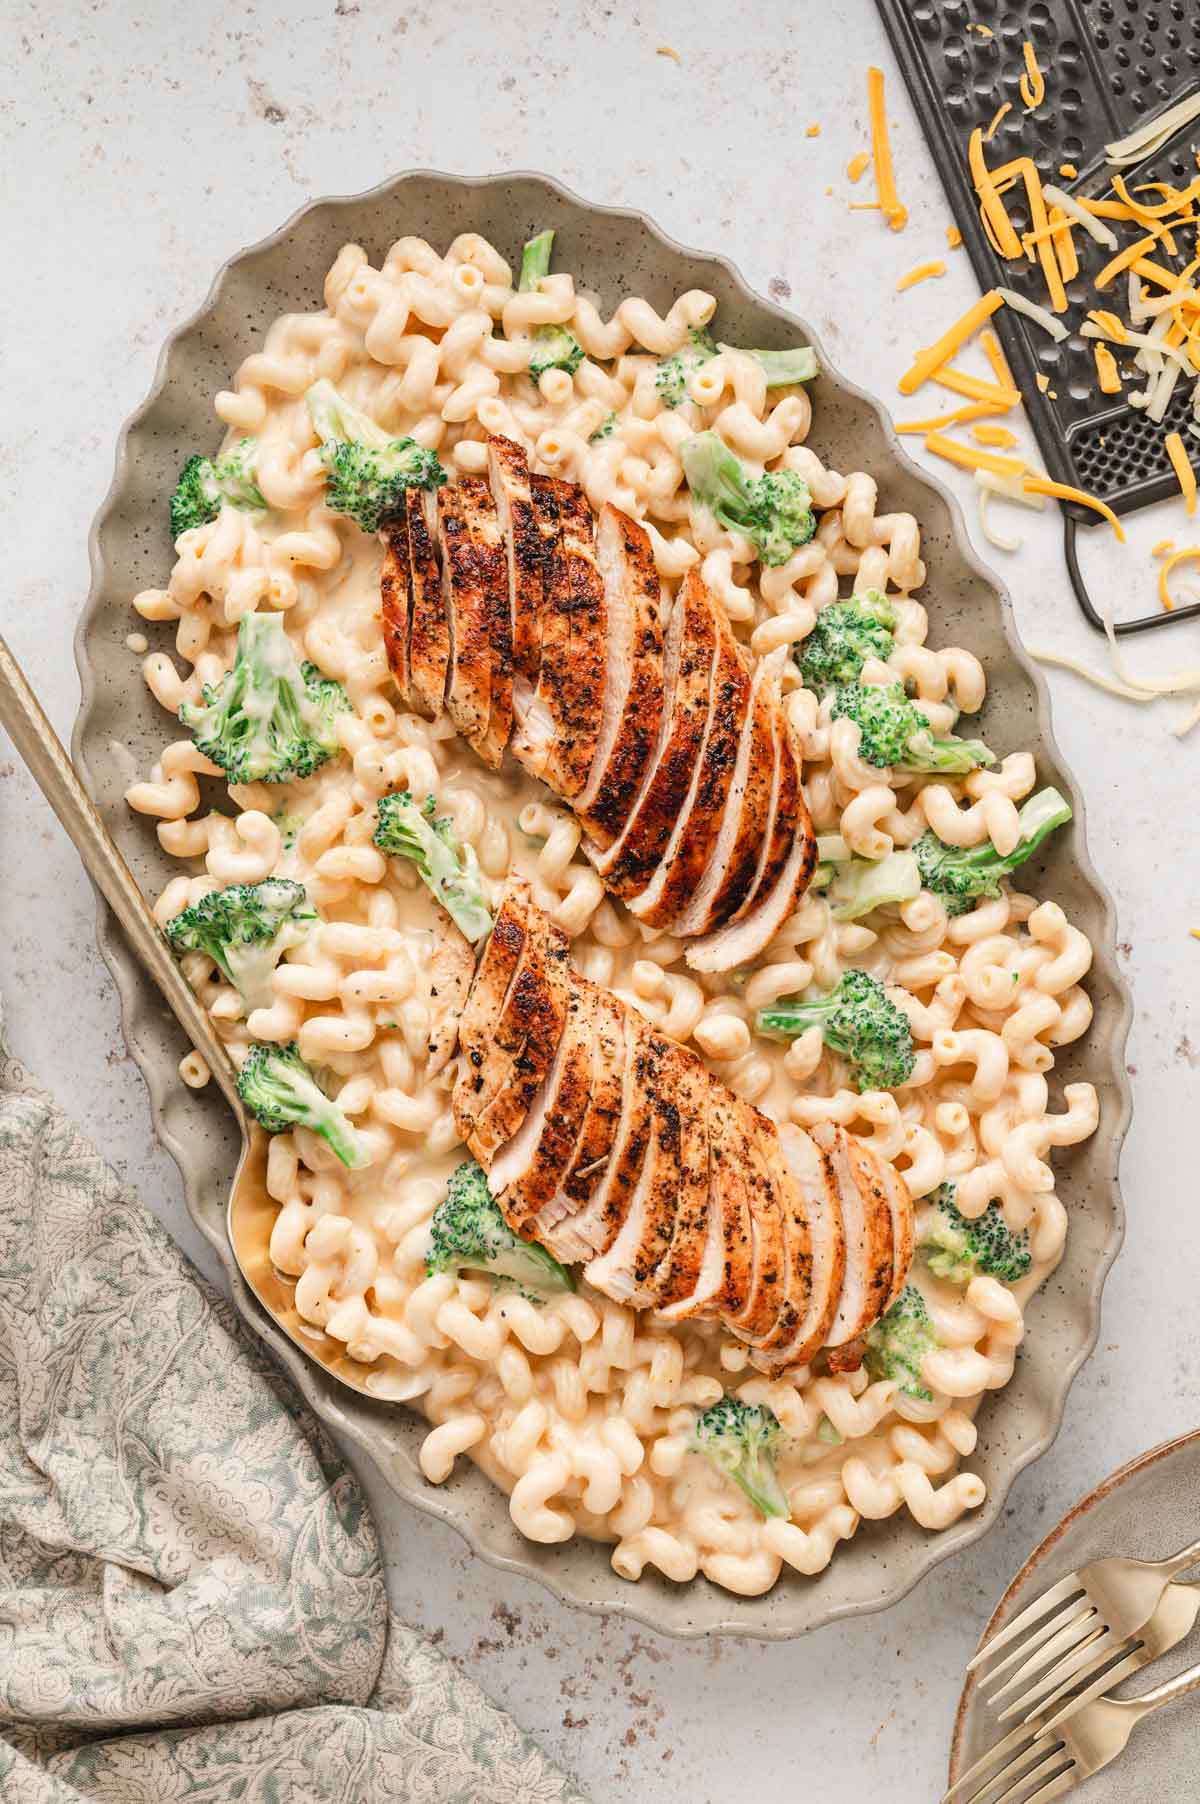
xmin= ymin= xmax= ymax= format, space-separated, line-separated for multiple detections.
xmin=1094 ymin=29 xmax=1109 ymax=49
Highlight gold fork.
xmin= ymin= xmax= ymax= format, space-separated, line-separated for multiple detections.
xmin=952 ymin=1644 xmax=1200 ymax=1803
xmin=944 ymin=1579 xmax=1200 ymax=1804
xmin=967 ymin=1532 xmax=1200 ymax=1714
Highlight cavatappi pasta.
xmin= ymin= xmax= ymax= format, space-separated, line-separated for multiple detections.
xmin=125 ymin=230 xmax=1098 ymax=1597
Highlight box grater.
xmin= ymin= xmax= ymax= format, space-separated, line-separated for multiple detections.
xmin=877 ymin=0 xmax=1200 ymax=633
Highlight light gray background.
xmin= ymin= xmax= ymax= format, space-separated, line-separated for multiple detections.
xmin=2 ymin=3 xmax=1195 ymax=1797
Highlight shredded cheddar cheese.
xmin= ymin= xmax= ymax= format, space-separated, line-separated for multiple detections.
xmin=977 ymin=330 xmax=1013 ymax=396
xmin=894 ymin=403 xmax=995 ymax=433
xmin=1088 ymin=309 xmax=1126 ymax=341
xmin=868 ymin=67 xmax=907 ymax=231
xmin=1152 ymin=540 xmax=1176 ymax=557
xmin=1157 ymin=545 xmax=1200 ymax=609
xmin=806 ymin=124 xmax=821 ymax=138
xmin=947 ymin=224 xmax=963 ymax=249
xmin=1112 ymin=173 xmax=1200 ymax=222
xmin=925 ymin=433 xmax=1027 ymax=478
xmin=1093 ymin=343 xmax=1121 ymax=393
xmin=969 ymin=130 xmax=1022 ymax=259
xmin=1019 ymin=40 xmax=1046 ymax=110
xmin=896 ymin=260 xmax=947 ymax=292
xmin=1165 ymin=432 xmax=1197 ymax=516
xmin=972 ymin=424 xmax=1019 ymax=447
xmin=1036 ymin=372 xmax=1051 ymax=392
xmin=1059 ymin=163 xmax=1078 ymax=179
xmin=931 ymin=366 xmax=1020 ymax=408
xmin=847 ymin=151 xmax=870 ymax=183
xmin=1051 ymin=206 xmax=1078 ymax=282
xmin=1022 ymin=476 xmax=1126 ymax=540
xmin=984 ymin=101 xmax=1012 ymax=143
xmin=1094 ymin=235 xmax=1159 ymax=290
xmin=897 ymin=290 xmax=1004 ymax=394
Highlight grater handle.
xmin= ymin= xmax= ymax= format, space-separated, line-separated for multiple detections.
xmin=1064 ymin=515 xmax=1200 ymax=636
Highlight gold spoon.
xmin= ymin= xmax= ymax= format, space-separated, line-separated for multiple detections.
xmin=0 ymin=634 xmax=412 ymax=1402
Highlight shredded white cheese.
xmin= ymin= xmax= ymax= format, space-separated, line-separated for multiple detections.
xmin=977 ymin=484 xmax=1022 ymax=551
xmin=995 ymin=287 xmax=1070 ymax=342
xmin=1106 ymin=94 xmax=1200 ymax=167
xmin=1040 ymin=184 xmax=1118 ymax=251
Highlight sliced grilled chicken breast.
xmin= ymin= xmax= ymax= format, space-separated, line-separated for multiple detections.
xmin=426 ymin=917 xmax=475 ymax=1079
xmin=573 ymin=506 xmax=665 ymax=851
xmin=379 ymin=511 xmax=411 ymax=703
xmin=627 ymin=590 xmax=751 ymax=928
xmin=487 ymin=435 xmax=543 ymax=682
xmin=511 ymin=478 xmax=607 ymax=800
xmin=593 ymin=569 xmax=719 ymax=898
xmin=641 ymin=1052 xmax=711 ymax=1310
xmin=668 ymin=648 xmax=785 ymax=938
xmin=584 ymin=1033 xmax=685 ymax=1304
xmin=437 ymin=476 xmax=512 ymax=769
xmin=540 ymin=1010 xmax=654 ymax=1265
xmin=721 ymin=1110 xmax=791 ymax=1346
xmin=453 ymin=881 xmax=532 ymax=1138
xmin=813 ymin=1121 xmax=894 ymax=1349
xmin=468 ymin=905 xmax=572 ymax=1162
xmin=405 ymin=487 xmax=449 ymax=721
xmin=491 ymin=976 xmax=600 ymax=1234
xmin=663 ymin=1083 xmax=757 ymax=1322
xmin=755 ymin=1124 xmax=847 ymax=1370
xmin=684 ymin=721 xmax=818 ymax=973
xmin=534 ymin=986 xmax=628 ymax=1238
xmin=879 ymin=1159 xmax=915 ymax=1309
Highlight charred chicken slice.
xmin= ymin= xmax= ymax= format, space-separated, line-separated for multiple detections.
xmin=593 ymin=568 xmax=718 ymax=898
xmin=405 ymin=486 xmax=450 ymax=720
xmin=627 ymin=589 xmax=751 ymax=930
xmin=573 ymin=505 xmax=666 ymax=851
xmin=487 ymin=435 xmax=544 ymax=682
xmin=437 ymin=475 xmax=513 ymax=770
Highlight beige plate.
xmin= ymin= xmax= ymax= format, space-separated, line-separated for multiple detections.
xmin=950 ymin=1430 xmax=1200 ymax=1793
xmin=72 ymin=169 xmax=1132 ymax=1639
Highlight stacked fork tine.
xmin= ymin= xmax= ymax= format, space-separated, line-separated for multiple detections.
xmin=379 ymin=435 xmax=818 ymax=973
xmin=945 ymin=1539 xmax=1200 ymax=1803
xmin=452 ymin=880 xmax=915 ymax=1370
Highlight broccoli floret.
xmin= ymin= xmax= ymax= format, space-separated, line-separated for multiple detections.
xmin=681 ymin=430 xmax=815 ymax=566
xmin=169 ymin=439 xmax=266 ymax=538
xmin=518 ymin=229 xmax=584 ymax=378
xmin=690 ymin=1396 xmax=788 ymax=1518
xmin=822 ymin=849 xmax=922 ymax=923
xmin=717 ymin=341 xmax=819 ymax=386
xmin=831 ymin=681 xmax=995 ymax=774
xmin=588 ymin=411 xmax=619 ymax=443
xmin=864 ymin=1285 xmax=939 ymax=1400
xmin=373 ymin=790 xmax=494 ymax=944
xmin=305 ymin=379 xmax=446 ymax=532
xmin=426 ymin=1159 xmax=574 ymax=1296
xmin=798 ymin=591 xmax=898 ymax=690
xmin=179 ymin=613 xmax=350 ymax=784
xmin=236 ymin=1041 xmax=369 ymax=1169
xmin=655 ymin=327 xmax=718 ymax=407
xmin=164 ymin=878 xmax=315 ymax=1012
xmin=915 ymin=787 xmax=1072 ymax=916
xmin=755 ymin=967 xmax=915 ymax=1091
xmin=922 ymin=1182 xmax=1032 ymax=1284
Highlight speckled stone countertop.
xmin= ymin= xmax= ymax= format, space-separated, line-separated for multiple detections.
xmin=2 ymin=3 xmax=1195 ymax=1797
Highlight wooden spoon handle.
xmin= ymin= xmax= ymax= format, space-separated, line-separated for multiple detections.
xmin=0 ymin=635 xmax=242 ymax=1114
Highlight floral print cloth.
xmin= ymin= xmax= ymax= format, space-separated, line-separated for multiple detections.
xmin=0 ymin=1005 xmax=587 ymax=1804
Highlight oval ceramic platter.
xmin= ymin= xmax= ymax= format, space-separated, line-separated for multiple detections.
xmin=72 ymin=169 xmax=1131 ymax=1639
xmin=950 ymin=1430 xmax=1200 ymax=1795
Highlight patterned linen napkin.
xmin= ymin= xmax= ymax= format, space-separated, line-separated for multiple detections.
xmin=0 ymin=1002 xmax=588 ymax=1804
